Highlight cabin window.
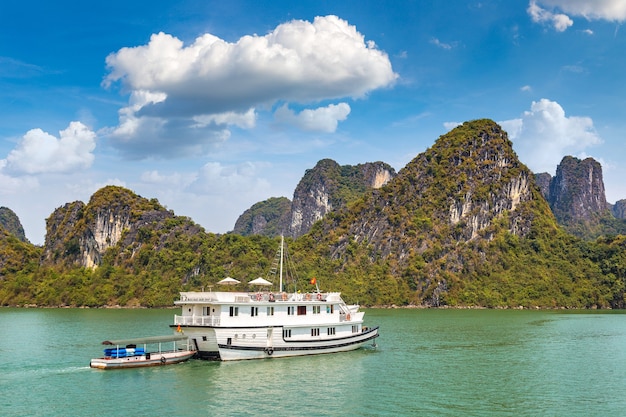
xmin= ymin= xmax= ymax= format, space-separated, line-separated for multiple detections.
xmin=283 ymin=329 xmax=291 ymax=338
xmin=251 ymin=307 xmax=258 ymax=317
xmin=312 ymin=305 xmax=321 ymax=314
xmin=267 ymin=306 xmax=274 ymax=316
xmin=326 ymin=305 xmax=334 ymax=314
xmin=311 ymin=328 xmax=320 ymax=336
xmin=287 ymin=306 xmax=295 ymax=315
xmin=297 ymin=306 xmax=307 ymax=315
xmin=352 ymin=325 xmax=359 ymax=333
xmin=327 ymin=327 xmax=336 ymax=335
xmin=229 ymin=306 xmax=239 ymax=317
xmin=203 ymin=306 xmax=210 ymax=315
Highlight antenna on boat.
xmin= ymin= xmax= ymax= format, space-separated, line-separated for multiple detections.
xmin=279 ymin=235 xmax=284 ymax=293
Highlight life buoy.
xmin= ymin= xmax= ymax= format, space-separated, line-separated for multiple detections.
xmin=305 ymin=293 xmax=311 ymax=301
xmin=160 ymin=356 xmax=166 ymax=364
xmin=316 ymin=293 xmax=322 ymax=301
xmin=346 ymin=314 xmax=351 ymax=321
xmin=256 ymin=293 xmax=262 ymax=301
xmin=265 ymin=347 xmax=274 ymax=356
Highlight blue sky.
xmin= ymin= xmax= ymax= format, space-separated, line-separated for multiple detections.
xmin=1 ymin=0 xmax=625 ymax=244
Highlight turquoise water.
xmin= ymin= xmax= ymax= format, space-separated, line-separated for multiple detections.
xmin=1 ymin=308 xmax=625 ymax=416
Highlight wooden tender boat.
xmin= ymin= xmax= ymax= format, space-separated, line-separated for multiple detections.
xmin=89 ymin=334 xmax=195 ymax=369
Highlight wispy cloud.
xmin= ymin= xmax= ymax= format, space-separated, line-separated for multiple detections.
xmin=0 ymin=56 xmax=45 ymax=78
xmin=430 ymin=37 xmax=457 ymax=50
xmin=562 ymin=64 xmax=586 ymax=74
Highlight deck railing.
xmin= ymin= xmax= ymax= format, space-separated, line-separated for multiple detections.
xmin=174 ymin=315 xmax=220 ymax=326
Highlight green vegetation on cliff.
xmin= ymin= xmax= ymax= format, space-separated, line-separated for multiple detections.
xmin=0 ymin=207 xmax=28 ymax=242
xmin=232 ymin=197 xmax=291 ymax=237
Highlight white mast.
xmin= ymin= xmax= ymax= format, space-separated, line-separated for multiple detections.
xmin=279 ymin=235 xmax=284 ymax=292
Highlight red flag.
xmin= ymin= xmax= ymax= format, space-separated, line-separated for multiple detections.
xmin=310 ymin=277 xmax=316 ymax=285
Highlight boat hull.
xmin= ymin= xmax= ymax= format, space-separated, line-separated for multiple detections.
xmin=89 ymin=350 xmax=196 ymax=369
xmin=180 ymin=325 xmax=379 ymax=361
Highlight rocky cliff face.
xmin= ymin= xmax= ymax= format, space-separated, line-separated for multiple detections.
xmin=82 ymin=205 xmax=132 ymax=268
xmin=612 ymin=200 xmax=626 ymax=219
xmin=234 ymin=159 xmax=396 ymax=238
xmin=313 ymin=119 xmax=547 ymax=275
xmin=534 ymin=172 xmax=552 ymax=201
xmin=549 ymin=156 xmax=609 ymax=223
xmin=43 ymin=201 xmax=86 ymax=265
xmin=535 ymin=156 xmax=626 ymax=238
xmin=288 ymin=159 xmax=395 ymax=238
xmin=41 ymin=186 xmax=191 ymax=269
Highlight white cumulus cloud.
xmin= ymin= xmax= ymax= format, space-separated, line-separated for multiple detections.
xmin=274 ymin=103 xmax=351 ymax=133
xmin=538 ymin=0 xmax=626 ymax=21
xmin=104 ymin=15 xmax=397 ymax=158
xmin=529 ymin=1 xmax=626 ymax=31
xmin=501 ymin=98 xmax=602 ymax=174
xmin=528 ymin=1 xmax=573 ymax=31
xmin=2 ymin=121 xmax=96 ymax=175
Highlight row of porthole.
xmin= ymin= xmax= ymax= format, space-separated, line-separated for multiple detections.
xmin=234 ymin=334 xmax=256 ymax=339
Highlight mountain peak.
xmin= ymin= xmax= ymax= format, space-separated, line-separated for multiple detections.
xmin=311 ymin=119 xmax=553 ymax=303
xmin=0 ymin=207 xmax=29 ymax=243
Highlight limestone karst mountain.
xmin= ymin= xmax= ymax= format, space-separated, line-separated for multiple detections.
xmin=317 ymin=119 xmax=541 ymax=261
xmin=232 ymin=197 xmax=292 ymax=237
xmin=233 ymin=159 xmax=395 ymax=238
xmin=304 ymin=119 xmax=615 ymax=306
xmin=535 ymin=156 xmax=626 ymax=238
xmin=1 ymin=119 xmax=625 ymax=308
xmin=0 ymin=207 xmax=28 ymax=243
xmin=41 ymin=185 xmax=203 ymax=269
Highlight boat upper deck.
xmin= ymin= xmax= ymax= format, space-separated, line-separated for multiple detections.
xmin=175 ymin=291 xmax=344 ymax=305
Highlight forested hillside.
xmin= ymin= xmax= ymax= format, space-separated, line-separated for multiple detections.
xmin=303 ymin=120 xmax=619 ymax=307
xmin=0 ymin=120 xmax=624 ymax=308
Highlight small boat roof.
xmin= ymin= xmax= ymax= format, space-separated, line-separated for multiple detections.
xmin=102 ymin=334 xmax=189 ymax=346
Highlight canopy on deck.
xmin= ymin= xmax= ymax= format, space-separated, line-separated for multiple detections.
xmin=218 ymin=277 xmax=240 ymax=285
xmin=102 ymin=334 xmax=189 ymax=346
xmin=249 ymin=277 xmax=272 ymax=286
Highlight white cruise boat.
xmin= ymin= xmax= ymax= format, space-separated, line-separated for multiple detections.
xmin=170 ymin=238 xmax=379 ymax=361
